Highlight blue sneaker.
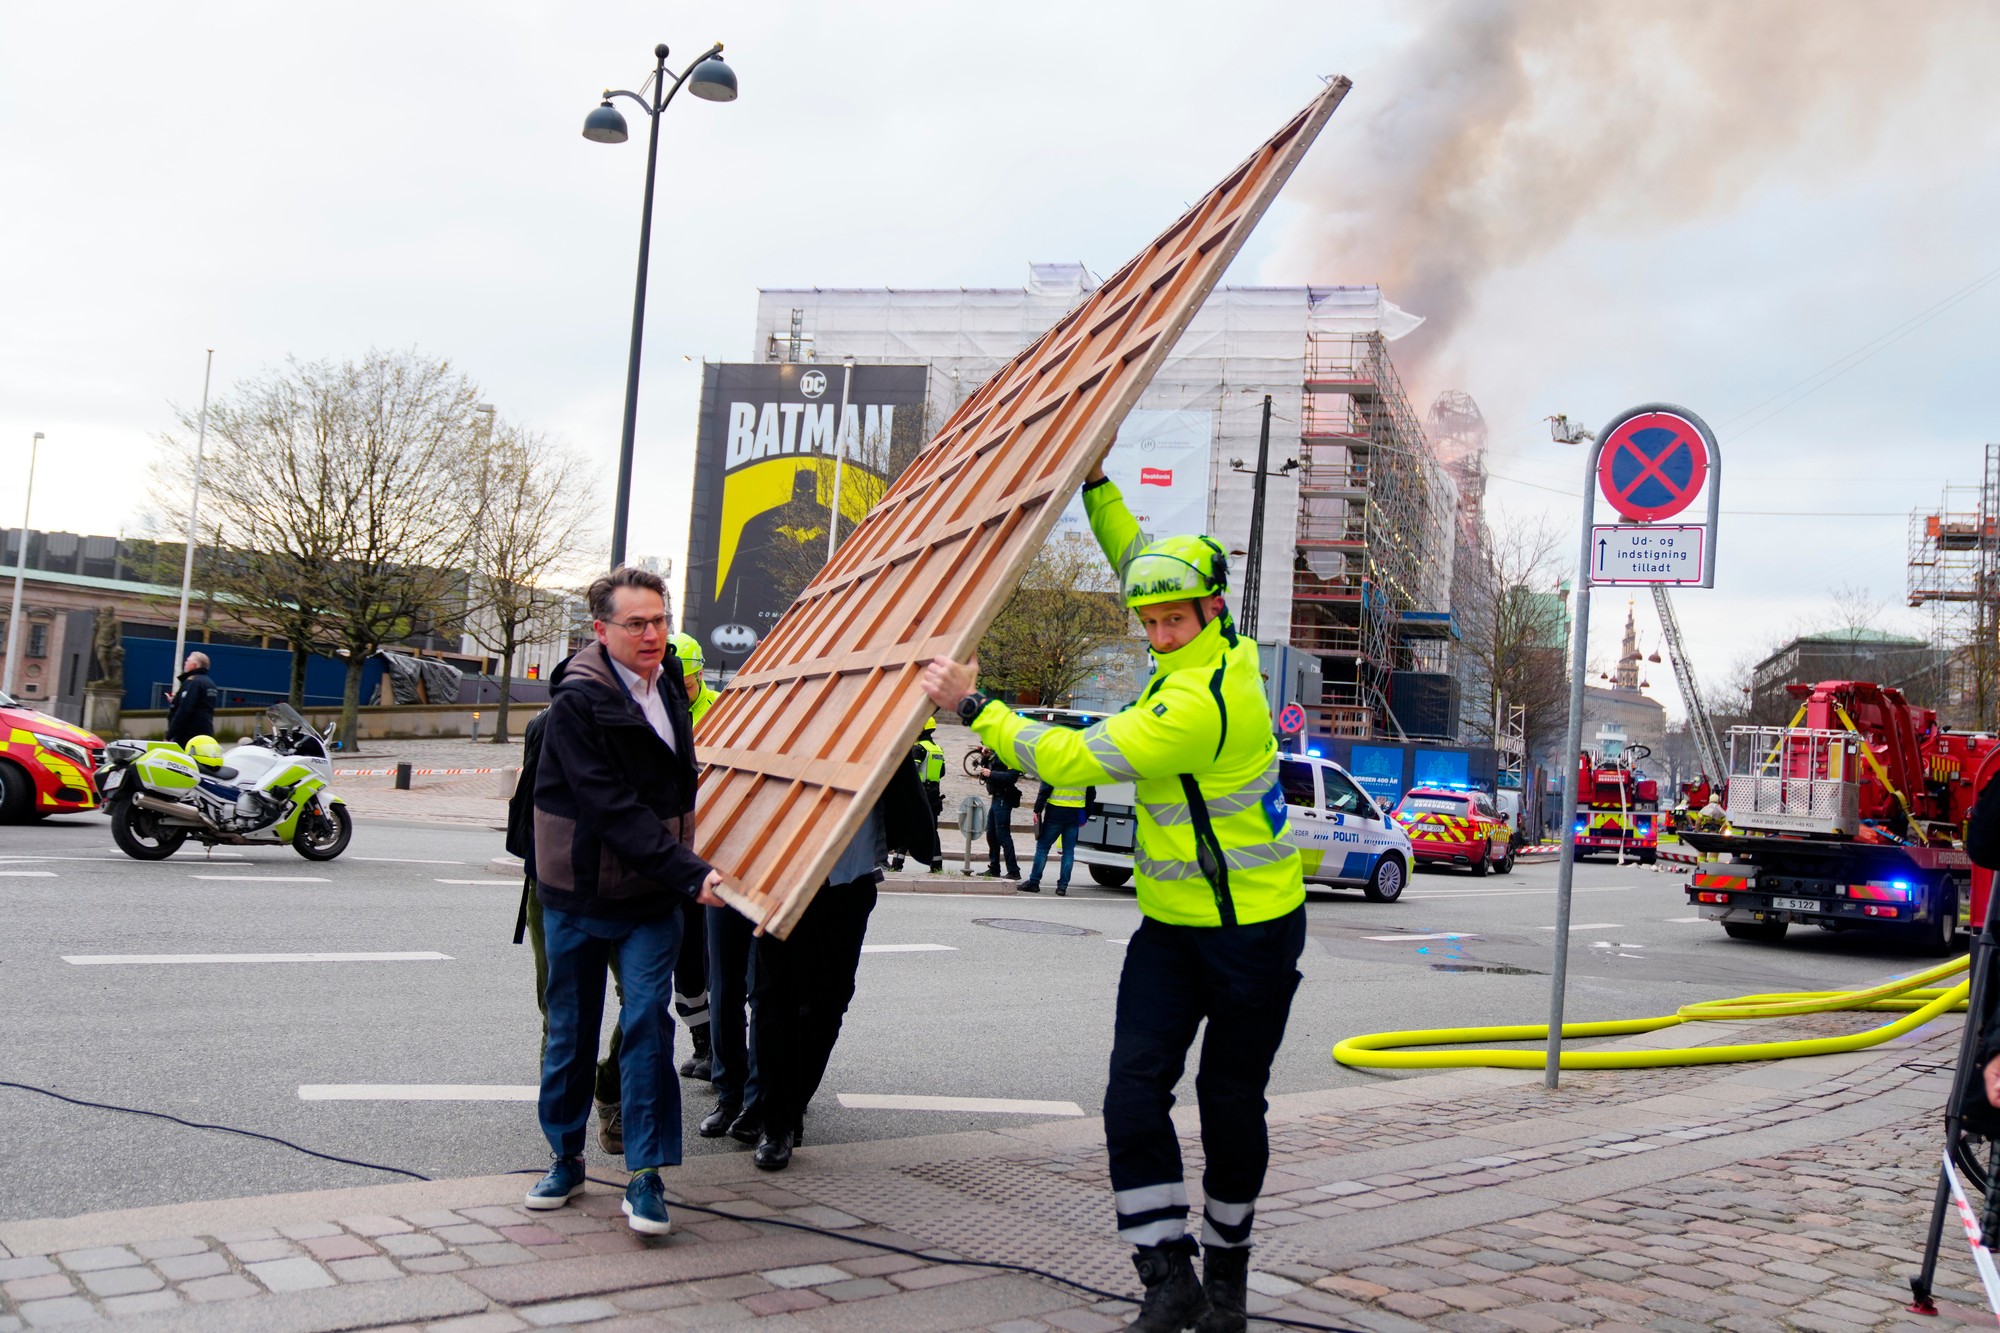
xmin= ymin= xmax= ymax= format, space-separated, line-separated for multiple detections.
xmin=623 ymin=1170 xmax=672 ymax=1235
xmin=523 ymin=1155 xmax=586 ymax=1210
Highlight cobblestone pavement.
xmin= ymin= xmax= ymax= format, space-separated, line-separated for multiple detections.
xmin=1 ymin=1013 xmax=1989 ymax=1331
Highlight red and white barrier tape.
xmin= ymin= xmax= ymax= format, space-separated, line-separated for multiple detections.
xmin=1944 ymin=1151 xmax=2000 ymax=1323
xmin=333 ymin=766 xmax=523 ymax=777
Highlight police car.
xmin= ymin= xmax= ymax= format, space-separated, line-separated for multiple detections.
xmin=1277 ymin=754 xmax=1414 ymax=902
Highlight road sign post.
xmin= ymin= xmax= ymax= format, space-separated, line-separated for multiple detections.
xmin=1545 ymin=404 xmax=1720 ymax=1088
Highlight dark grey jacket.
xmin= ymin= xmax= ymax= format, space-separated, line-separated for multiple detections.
xmin=166 ymin=669 xmax=217 ymax=744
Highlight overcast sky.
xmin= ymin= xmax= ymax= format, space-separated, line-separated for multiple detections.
xmin=4 ymin=2 xmax=1996 ymax=718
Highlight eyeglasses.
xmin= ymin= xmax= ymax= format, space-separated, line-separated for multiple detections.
xmin=603 ymin=615 xmax=669 ymax=637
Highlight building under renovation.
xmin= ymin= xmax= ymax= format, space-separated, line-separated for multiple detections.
xmin=752 ymin=264 xmax=1463 ymax=739
xmin=1908 ymin=442 xmax=2000 ymax=728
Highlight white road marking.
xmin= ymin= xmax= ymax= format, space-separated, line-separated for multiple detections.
xmin=1539 ymin=923 xmax=1622 ymax=931
xmin=188 ymin=875 xmax=330 ymax=883
xmin=1665 ymin=916 xmax=1705 ymax=923
xmin=433 ymin=879 xmax=521 ymax=886
xmin=0 ymin=870 xmax=57 ymax=877
xmin=1106 ymin=938 xmax=1130 ymax=945
xmin=354 ymin=858 xmax=466 ymax=865
xmin=838 ymin=1093 xmax=1085 ymax=1116
xmin=63 ymin=951 xmax=453 ymax=966
xmin=1364 ymin=932 xmax=1480 ymax=942
xmin=860 ymin=943 xmax=956 ymax=953
xmin=299 ymin=1084 xmax=536 ymax=1101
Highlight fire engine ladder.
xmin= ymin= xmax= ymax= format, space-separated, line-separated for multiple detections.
xmin=1651 ymin=586 xmax=1726 ymax=782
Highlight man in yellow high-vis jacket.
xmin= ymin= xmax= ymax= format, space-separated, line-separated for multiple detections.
xmin=923 ymin=464 xmax=1305 ymax=1333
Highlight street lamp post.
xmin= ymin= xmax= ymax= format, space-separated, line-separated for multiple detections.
xmin=583 ymin=41 xmax=739 ymax=570
xmin=171 ymin=350 xmax=217 ymax=693
xmin=3 ymin=432 xmax=43 ymax=697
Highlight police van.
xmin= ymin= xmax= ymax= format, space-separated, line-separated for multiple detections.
xmin=1277 ymin=753 xmax=1414 ymax=902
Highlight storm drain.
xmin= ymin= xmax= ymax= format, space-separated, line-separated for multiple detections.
xmin=973 ymin=917 xmax=1100 ymax=937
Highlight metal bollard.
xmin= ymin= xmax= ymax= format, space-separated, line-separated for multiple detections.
xmin=471 ymin=711 xmax=481 ymax=744
xmin=958 ymin=795 xmax=987 ymax=875
xmin=394 ymin=761 xmax=412 ymax=790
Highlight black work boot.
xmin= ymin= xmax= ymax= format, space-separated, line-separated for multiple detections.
xmin=1125 ymin=1236 xmax=1208 ymax=1332
xmin=1195 ymin=1245 xmax=1249 ymax=1333
xmin=677 ymin=1025 xmax=713 ymax=1080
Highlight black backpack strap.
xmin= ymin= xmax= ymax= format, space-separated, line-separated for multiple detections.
xmin=514 ymin=878 xmax=531 ymax=945
xmin=1179 ymin=774 xmax=1237 ymax=927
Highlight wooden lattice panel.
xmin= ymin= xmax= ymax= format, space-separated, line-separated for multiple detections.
xmin=697 ymin=78 xmax=1352 ymax=937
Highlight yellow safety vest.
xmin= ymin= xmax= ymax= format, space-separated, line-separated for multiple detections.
xmin=1046 ymin=785 xmax=1088 ymax=809
xmin=688 ymin=682 xmax=718 ymax=728
xmin=918 ymin=738 xmax=945 ymax=784
xmin=971 ymin=481 xmax=1304 ymax=927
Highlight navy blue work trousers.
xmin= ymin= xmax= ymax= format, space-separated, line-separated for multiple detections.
xmin=538 ymin=904 xmax=683 ymax=1170
xmin=1104 ymin=906 xmax=1305 ymax=1250
xmin=705 ymin=901 xmax=762 ymax=1112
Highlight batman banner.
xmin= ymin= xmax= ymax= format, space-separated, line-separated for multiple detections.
xmin=683 ymin=362 xmax=930 ymax=665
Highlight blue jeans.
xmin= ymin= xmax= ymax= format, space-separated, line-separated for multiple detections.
xmin=706 ymin=902 xmax=761 ymax=1112
xmin=539 ymin=904 xmax=682 ymax=1170
xmin=1027 ymin=812 xmax=1081 ymax=888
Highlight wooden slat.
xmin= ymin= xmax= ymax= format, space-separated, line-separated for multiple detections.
xmin=697 ymin=78 xmax=1352 ymax=937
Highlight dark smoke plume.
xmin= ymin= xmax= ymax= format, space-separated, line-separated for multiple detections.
xmin=1273 ymin=0 xmax=1997 ymax=387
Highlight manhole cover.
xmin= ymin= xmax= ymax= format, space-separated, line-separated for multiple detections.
xmin=973 ymin=917 xmax=1100 ymax=937
xmin=1431 ymin=962 xmax=1542 ymax=975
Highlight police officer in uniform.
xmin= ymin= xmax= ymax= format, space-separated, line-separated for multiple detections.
xmin=923 ymin=463 xmax=1305 ymax=1333
xmin=916 ymin=716 xmax=946 ymax=873
xmin=665 ymin=634 xmax=716 ymax=1080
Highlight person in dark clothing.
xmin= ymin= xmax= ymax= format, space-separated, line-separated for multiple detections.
xmin=745 ymin=759 xmax=940 ymax=1171
xmin=522 ymin=566 xmax=723 ymax=1237
xmin=165 ymin=652 xmax=218 ymax=746
xmin=976 ymin=749 xmax=1022 ymax=878
xmin=505 ymin=657 xmax=637 ymax=1157
xmin=1966 ymin=775 xmax=2000 ymax=1106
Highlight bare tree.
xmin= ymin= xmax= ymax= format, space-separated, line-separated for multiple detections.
xmin=149 ymin=366 xmax=354 ymax=707
xmin=1453 ymin=516 xmax=1572 ymax=760
xmin=460 ymin=424 xmax=598 ymax=743
xmin=314 ymin=352 xmax=486 ymax=747
xmin=155 ymin=351 xmax=485 ymax=743
xmin=979 ymin=534 xmax=1132 ymax=706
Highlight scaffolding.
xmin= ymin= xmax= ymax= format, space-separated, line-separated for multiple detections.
xmin=1908 ymin=442 xmax=2000 ymax=728
xmin=1292 ymin=328 xmax=1455 ymax=738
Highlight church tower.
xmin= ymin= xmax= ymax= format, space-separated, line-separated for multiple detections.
xmin=1616 ymin=600 xmax=1641 ymax=692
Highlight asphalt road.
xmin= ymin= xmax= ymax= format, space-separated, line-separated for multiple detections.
xmin=0 ymin=811 xmax=1956 ymax=1222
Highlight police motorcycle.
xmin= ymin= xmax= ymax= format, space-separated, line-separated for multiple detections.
xmin=95 ymin=703 xmax=352 ymax=861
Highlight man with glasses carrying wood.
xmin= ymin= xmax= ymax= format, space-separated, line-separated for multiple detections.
xmin=523 ymin=565 xmax=725 ymax=1236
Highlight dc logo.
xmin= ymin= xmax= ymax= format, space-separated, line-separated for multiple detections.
xmin=711 ymin=623 xmax=758 ymax=654
xmin=799 ymin=370 xmax=828 ymax=399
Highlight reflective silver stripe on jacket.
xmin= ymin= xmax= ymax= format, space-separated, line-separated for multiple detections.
xmin=1080 ymin=722 xmax=1142 ymax=782
xmin=1011 ymin=721 xmax=1049 ymax=771
xmin=1110 ymin=530 xmax=1148 ymax=577
xmin=1136 ymin=839 xmax=1296 ymax=881
xmin=1141 ymin=756 xmax=1280 ymax=827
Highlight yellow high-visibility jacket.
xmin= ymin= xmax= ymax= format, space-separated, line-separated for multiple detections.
xmin=969 ymin=480 xmax=1303 ymax=927
xmin=688 ymin=682 xmax=719 ymax=728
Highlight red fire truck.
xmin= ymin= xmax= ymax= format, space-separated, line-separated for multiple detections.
xmin=1683 ymin=680 xmax=1996 ymax=953
xmin=1572 ymin=742 xmax=1660 ymax=865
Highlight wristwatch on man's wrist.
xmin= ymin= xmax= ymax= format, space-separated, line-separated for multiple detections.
xmin=957 ymin=691 xmax=993 ymax=725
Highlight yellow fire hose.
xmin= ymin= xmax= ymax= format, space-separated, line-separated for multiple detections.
xmin=1333 ymin=955 xmax=1971 ymax=1070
